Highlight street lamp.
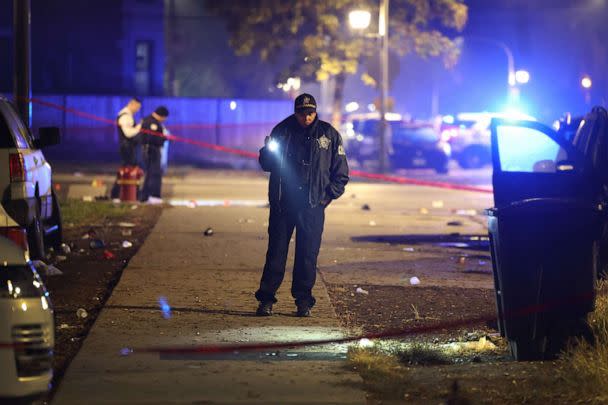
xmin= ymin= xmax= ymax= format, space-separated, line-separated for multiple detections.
xmin=349 ymin=0 xmax=390 ymax=173
xmin=581 ymin=76 xmax=592 ymax=89
xmin=515 ymin=69 xmax=530 ymax=85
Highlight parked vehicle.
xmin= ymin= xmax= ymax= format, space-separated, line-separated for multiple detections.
xmin=486 ymin=106 xmax=607 ymax=360
xmin=344 ymin=116 xmax=451 ymax=173
xmin=0 ymin=97 xmax=62 ymax=259
xmin=441 ymin=112 xmax=536 ymax=169
xmin=0 ymin=235 xmax=54 ymax=399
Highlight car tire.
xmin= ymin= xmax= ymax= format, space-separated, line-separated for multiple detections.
xmin=44 ymin=189 xmax=63 ymax=251
xmin=28 ymin=214 xmax=46 ymax=260
xmin=458 ymin=145 xmax=490 ymax=169
xmin=509 ymin=337 xmax=546 ymax=361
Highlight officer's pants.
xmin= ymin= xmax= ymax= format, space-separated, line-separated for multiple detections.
xmin=141 ymin=146 xmax=162 ymax=201
xmin=255 ymin=203 xmax=325 ymax=308
xmin=119 ymin=138 xmax=138 ymax=166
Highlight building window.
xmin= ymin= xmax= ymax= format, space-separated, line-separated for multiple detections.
xmin=135 ymin=41 xmax=153 ymax=94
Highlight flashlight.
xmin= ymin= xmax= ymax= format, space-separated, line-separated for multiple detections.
xmin=268 ymin=139 xmax=279 ymax=152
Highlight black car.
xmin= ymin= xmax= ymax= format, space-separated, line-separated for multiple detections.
xmin=344 ymin=119 xmax=451 ymax=173
xmin=486 ymin=106 xmax=608 ymax=360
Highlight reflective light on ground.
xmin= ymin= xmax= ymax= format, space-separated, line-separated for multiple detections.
xmin=158 ymin=296 xmax=172 ymax=319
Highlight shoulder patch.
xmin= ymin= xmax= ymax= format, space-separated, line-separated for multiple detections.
xmin=150 ymin=123 xmax=158 ymax=131
xmin=338 ymin=145 xmax=346 ymax=156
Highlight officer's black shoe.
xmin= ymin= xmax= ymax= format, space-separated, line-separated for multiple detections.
xmin=296 ymin=305 xmax=311 ymax=317
xmin=256 ymin=302 xmax=273 ymax=316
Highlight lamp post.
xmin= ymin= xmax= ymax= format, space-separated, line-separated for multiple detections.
xmin=349 ymin=0 xmax=390 ymax=173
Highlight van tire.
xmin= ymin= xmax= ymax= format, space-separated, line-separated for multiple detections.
xmin=28 ymin=215 xmax=46 ymax=260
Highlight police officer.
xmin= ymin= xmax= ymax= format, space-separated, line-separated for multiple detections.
xmin=255 ymin=93 xmax=349 ymax=317
xmin=111 ymin=98 xmax=142 ymax=199
xmin=140 ymin=106 xmax=169 ymax=203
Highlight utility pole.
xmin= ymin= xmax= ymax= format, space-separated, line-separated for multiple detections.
xmin=13 ymin=0 xmax=31 ymax=126
xmin=378 ymin=0 xmax=389 ymax=173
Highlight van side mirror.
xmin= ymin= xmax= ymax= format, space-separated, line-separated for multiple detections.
xmin=34 ymin=127 xmax=61 ymax=149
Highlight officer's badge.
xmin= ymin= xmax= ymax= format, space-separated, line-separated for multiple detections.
xmin=338 ymin=145 xmax=346 ymax=156
xmin=318 ymin=135 xmax=331 ymax=150
xmin=151 ymin=123 xmax=158 ymax=131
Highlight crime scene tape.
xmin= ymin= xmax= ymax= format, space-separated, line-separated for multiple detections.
xmin=28 ymin=97 xmax=492 ymax=194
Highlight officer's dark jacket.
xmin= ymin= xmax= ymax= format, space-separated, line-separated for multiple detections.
xmin=140 ymin=115 xmax=166 ymax=148
xmin=259 ymin=115 xmax=349 ymax=208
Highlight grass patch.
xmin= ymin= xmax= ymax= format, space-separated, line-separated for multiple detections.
xmin=559 ymin=281 xmax=608 ymax=403
xmin=60 ymin=200 xmax=134 ymax=227
xmin=348 ymin=345 xmax=409 ymax=399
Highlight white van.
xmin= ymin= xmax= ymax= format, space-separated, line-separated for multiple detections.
xmin=0 ymin=97 xmax=62 ymax=259
xmin=0 ymin=235 xmax=54 ymax=399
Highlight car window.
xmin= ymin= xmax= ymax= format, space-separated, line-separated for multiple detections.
xmin=0 ymin=102 xmax=33 ymax=149
xmin=496 ymin=125 xmax=570 ymax=173
xmin=393 ymin=124 xmax=439 ymax=142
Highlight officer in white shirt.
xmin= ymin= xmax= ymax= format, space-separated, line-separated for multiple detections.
xmin=111 ymin=98 xmax=142 ymax=199
xmin=117 ymin=98 xmax=142 ymax=166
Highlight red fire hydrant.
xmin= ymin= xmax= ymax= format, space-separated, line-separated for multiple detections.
xmin=117 ymin=166 xmax=144 ymax=202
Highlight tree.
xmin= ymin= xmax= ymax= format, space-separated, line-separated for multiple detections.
xmin=207 ymin=0 xmax=467 ymax=124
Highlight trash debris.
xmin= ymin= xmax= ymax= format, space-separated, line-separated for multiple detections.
xmin=82 ymin=196 xmax=93 ymax=202
xmin=55 ymin=255 xmax=67 ymax=262
xmin=458 ymin=256 xmax=466 ymax=265
xmin=89 ymin=239 xmax=105 ymax=249
xmin=32 ymin=261 xmax=63 ymax=276
xmin=120 ymin=347 xmax=133 ymax=356
xmin=361 ymin=204 xmax=371 ymax=211
xmin=103 ymin=250 xmax=116 ymax=259
xmin=118 ymin=222 xmax=136 ymax=228
xmin=76 ymin=308 xmax=88 ymax=319
xmin=130 ymin=205 xmax=138 ymax=210
xmin=369 ymin=220 xmax=377 ymax=226
xmin=246 ymin=218 xmax=255 ymax=223
xmin=410 ymin=276 xmax=421 ymax=285
xmin=203 ymin=227 xmax=214 ymax=236
xmin=121 ymin=229 xmax=132 ymax=236
xmin=358 ymin=338 xmax=374 ymax=348
xmin=112 ymin=198 xmax=121 ymax=204
xmin=403 ymin=247 xmax=415 ymax=252
xmin=432 ymin=200 xmax=444 ymax=208
xmin=355 ymin=287 xmax=369 ymax=295
xmin=478 ymin=260 xmax=487 ymax=266
xmin=419 ymin=208 xmax=429 ymax=214
xmin=54 ymin=183 xmax=62 ymax=191
xmin=60 ymin=243 xmax=71 ymax=254
xmin=73 ymin=171 xmax=83 ymax=177
xmin=122 ymin=241 xmax=133 ymax=248
xmin=351 ymin=194 xmax=357 ymax=199
xmin=447 ymin=221 xmax=463 ymax=226
xmin=58 ymin=323 xmax=71 ymax=330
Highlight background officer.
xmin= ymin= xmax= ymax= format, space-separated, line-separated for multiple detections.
xmin=255 ymin=93 xmax=349 ymax=317
xmin=140 ymin=106 xmax=169 ymax=203
xmin=111 ymin=97 xmax=142 ymax=199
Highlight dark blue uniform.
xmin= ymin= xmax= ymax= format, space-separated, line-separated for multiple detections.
xmin=255 ymin=114 xmax=349 ymax=310
xmin=140 ymin=115 xmax=167 ymax=201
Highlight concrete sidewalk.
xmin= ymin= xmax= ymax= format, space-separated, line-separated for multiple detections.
xmin=52 ymin=205 xmax=367 ymax=404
